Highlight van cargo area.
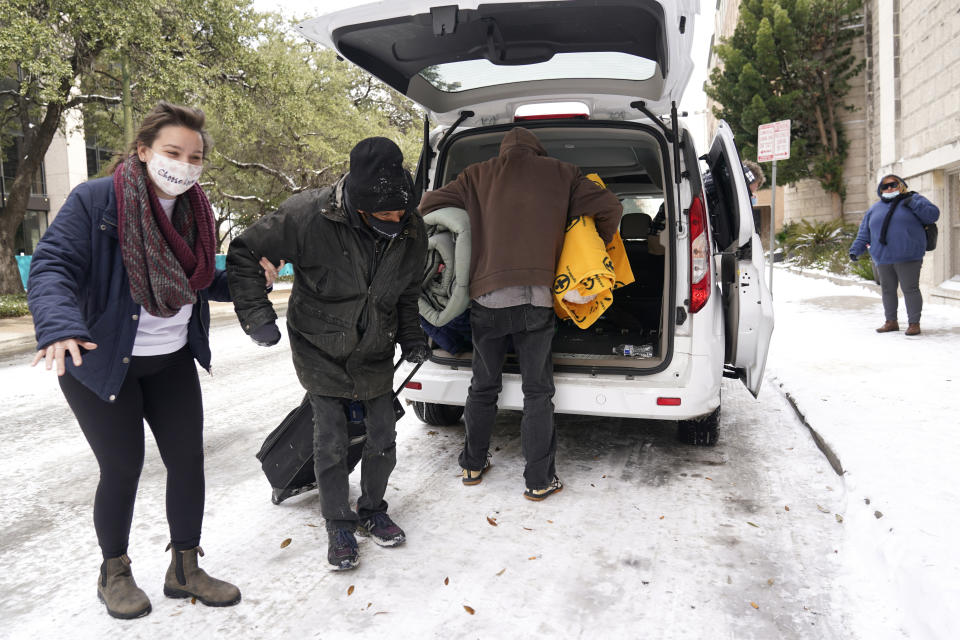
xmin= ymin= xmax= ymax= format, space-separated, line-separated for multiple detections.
xmin=433 ymin=124 xmax=673 ymax=373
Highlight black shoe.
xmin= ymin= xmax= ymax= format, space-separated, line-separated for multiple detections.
xmin=356 ymin=512 xmax=406 ymax=547
xmin=461 ymin=455 xmax=492 ymax=486
xmin=523 ymin=476 xmax=563 ymax=501
xmin=326 ymin=528 xmax=359 ymax=570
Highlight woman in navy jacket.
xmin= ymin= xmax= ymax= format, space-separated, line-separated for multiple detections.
xmin=27 ymin=102 xmax=261 ymax=619
xmin=849 ymin=174 xmax=940 ymax=336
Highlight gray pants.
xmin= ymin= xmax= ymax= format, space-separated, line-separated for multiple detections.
xmin=875 ymin=260 xmax=923 ymax=324
xmin=309 ymin=392 xmax=396 ymax=531
xmin=461 ymin=303 xmax=557 ymax=490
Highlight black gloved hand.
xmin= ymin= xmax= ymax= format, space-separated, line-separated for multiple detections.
xmin=849 ymin=253 xmax=858 ymax=262
xmin=250 ymin=321 xmax=281 ymax=347
xmin=401 ymin=341 xmax=431 ymax=364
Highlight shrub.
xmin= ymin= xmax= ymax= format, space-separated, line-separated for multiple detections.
xmin=0 ymin=294 xmax=30 ymax=319
xmin=781 ymin=219 xmax=864 ymax=276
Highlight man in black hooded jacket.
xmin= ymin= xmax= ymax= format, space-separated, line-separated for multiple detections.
xmin=227 ymin=137 xmax=428 ymax=570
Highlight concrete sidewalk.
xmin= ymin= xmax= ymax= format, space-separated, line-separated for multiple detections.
xmin=0 ymin=288 xmax=291 ymax=360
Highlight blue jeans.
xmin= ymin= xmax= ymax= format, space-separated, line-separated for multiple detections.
xmin=460 ymin=303 xmax=557 ymax=490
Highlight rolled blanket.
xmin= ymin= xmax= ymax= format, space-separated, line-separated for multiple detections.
xmin=419 ymin=206 xmax=471 ymax=327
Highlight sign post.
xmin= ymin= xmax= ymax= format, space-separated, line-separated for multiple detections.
xmin=757 ymin=119 xmax=791 ymax=294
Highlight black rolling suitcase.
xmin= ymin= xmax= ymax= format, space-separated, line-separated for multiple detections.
xmin=256 ymin=359 xmax=423 ymax=505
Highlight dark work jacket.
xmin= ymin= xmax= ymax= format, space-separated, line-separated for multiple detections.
xmin=27 ymin=176 xmax=231 ymax=402
xmin=226 ymin=176 xmax=427 ymax=400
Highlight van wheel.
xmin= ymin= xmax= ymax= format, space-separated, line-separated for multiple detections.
xmin=677 ymin=408 xmax=720 ymax=446
xmin=412 ymin=402 xmax=464 ymax=426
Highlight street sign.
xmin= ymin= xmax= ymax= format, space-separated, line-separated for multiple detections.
xmin=757 ymin=120 xmax=791 ymax=162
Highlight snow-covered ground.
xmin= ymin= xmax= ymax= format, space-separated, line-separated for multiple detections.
xmin=767 ymin=268 xmax=960 ymax=640
xmin=0 ymin=268 xmax=957 ymax=639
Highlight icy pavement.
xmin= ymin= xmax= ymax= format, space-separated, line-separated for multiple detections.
xmin=0 ymin=267 xmax=957 ymax=639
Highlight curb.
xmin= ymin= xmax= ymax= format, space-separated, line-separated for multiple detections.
xmin=775 ymin=263 xmax=881 ymax=295
xmin=770 ymin=375 xmax=844 ymax=477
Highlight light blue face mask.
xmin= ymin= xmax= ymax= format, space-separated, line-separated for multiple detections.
xmin=751 ymin=195 xmax=758 ymax=206
xmin=881 ymin=191 xmax=899 ymax=201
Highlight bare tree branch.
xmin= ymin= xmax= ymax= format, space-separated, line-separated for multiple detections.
xmin=216 ymin=151 xmax=300 ymax=191
xmin=65 ymin=93 xmax=123 ymax=108
xmin=217 ymin=192 xmax=268 ymax=204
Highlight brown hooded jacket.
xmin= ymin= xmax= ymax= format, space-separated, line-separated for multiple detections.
xmin=419 ymin=127 xmax=622 ymax=299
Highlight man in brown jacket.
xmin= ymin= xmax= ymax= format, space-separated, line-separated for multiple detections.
xmin=419 ymin=127 xmax=622 ymax=500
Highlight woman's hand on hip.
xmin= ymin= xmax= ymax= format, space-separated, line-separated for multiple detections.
xmin=32 ymin=339 xmax=98 ymax=376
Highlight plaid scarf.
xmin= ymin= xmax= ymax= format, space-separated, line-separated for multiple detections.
xmin=114 ymin=155 xmax=216 ymax=318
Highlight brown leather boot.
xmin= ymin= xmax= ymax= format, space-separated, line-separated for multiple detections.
xmin=163 ymin=545 xmax=241 ymax=607
xmin=97 ymin=554 xmax=152 ymax=619
xmin=905 ymin=323 xmax=921 ymax=336
xmin=876 ymin=321 xmax=900 ymax=333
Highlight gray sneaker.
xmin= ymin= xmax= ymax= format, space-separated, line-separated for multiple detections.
xmin=356 ymin=512 xmax=406 ymax=547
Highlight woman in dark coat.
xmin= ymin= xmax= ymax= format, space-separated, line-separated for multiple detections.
xmin=849 ymin=174 xmax=940 ymax=335
xmin=27 ymin=102 xmax=253 ymax=619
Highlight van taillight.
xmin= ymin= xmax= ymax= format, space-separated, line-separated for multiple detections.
xmin=405 ymin=382 xmax=422 ymax=390
xmin=688 ymin=195 xmax=710 ymax=313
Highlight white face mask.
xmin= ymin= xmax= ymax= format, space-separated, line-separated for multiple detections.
xmin=145 ymin=151 xmax=203 ymax=197
xmin=881 ymin=191 xmax=899 ymax=201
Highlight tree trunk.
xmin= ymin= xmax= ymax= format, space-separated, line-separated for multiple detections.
xmin=0 ymin=100 xmax=66 ymax=294
xmin=0 ymin=221 xmax=26 ymax=295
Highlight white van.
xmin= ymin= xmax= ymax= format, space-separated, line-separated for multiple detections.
xmin=298 ymin=0 xmax=774 ymax=445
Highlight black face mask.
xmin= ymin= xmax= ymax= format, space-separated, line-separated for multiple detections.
xmin=367 ymin=216 xmax=402 ymax=238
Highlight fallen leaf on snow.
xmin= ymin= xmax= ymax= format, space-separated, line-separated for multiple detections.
xmin=306 ymin=523 xmax=317 ymax=528
xmin=496 ymin=568 xmax=506 ymax=576
xmin=427 ymin=431 xmax=438 ymax=436
xmin=528 ymin=556 xmax=539 ymax=560
xmin=522 ymin=527 xmax=533 ymax=531
xmin=367 ymin=603 xmax=372 ymax=609
xmin=547 ymin=520 xmax=554 ymax=524
xmin=347 ymin=585 xmax=355 ymax=596
xmin=444 ymin=577 xmax=449 ymax=585
xmin=750 ymin=601 xmax=759 ymax=609
xmin=280 ymin=538 xmax=292 ymax=548
xmin=874 ymin=511 xmax=884 ymax=519
xmin=784 ymin=506 xmax=790 ymax=511
xmin=835 ymin=514 xmax=844 ymax=523
xmin=746 ymin=522 xmax=759 ymax=528
xmin=659 ymin=515 xmax=665 ymax=520
xmin=463 ymin=605 xmax=476 ymax=615
xmin=487 ymin=516 xmax=498 ymax=526
xmin=767 ymin=578 xmax=774 ymax=586
xmin=817 ymin=505 xmax=830 ymax=513
xmin=705 ymin=477 xmax=713 ymax=481
xmin=191 ymin=597 xmax=197 ymax=605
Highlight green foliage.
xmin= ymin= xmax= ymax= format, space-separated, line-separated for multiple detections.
xmin=849 ymin=255 xmax=876 ymax=281
xmin=0 ymin=2 xmax=425 ymax=289
xmin=705 ymin=0 xmax=864 ymax=202
xmin=781 ymin=219 xmax=867 ymax=276
xmin=0 ymin=293 xmax=29 ymax=318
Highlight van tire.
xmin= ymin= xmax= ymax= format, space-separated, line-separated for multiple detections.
xmin=677 ymin=408 xmax=720 ymax=446
xmin=412 ymin=402 xmax=464 ymax=426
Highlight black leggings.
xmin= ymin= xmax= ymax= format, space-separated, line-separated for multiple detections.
xmin=59 ymin=347 xmax=205 ymax=558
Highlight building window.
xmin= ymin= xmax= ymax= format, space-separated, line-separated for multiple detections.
xmin=1 ymin=136 xmax=47 ymax=205
xmin=13 ymin=209 xmax=48 ymax=255
xmin=86 ymin=140 xmax=115 ymax=178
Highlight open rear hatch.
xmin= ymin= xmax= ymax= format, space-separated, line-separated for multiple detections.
xmin=297 ymin=0 xmax=698 ymax=124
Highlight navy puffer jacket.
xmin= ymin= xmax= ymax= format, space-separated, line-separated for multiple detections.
xmin=27 ymin=176 xmax=230 ymax=402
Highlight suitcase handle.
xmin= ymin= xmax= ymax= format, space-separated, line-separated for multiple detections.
xmin=393 ymin=357 xmax=425 ymax=399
